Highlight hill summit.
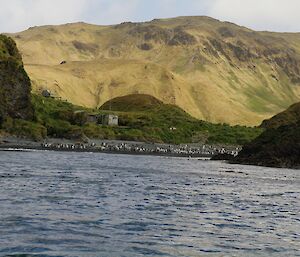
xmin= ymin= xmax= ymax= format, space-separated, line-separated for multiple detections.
xmin=9 ymin=16 xmax=300 ymax=125
xmin=100 ymin=94 xmax=163 ymax=112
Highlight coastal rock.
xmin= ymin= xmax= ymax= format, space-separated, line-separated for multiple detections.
xmin=0 ymin=35 xmax=33 ymax=121
xmin=211 ymin=153 xmax=235 ymax=161
xmin=233 ymin=103 xmax=300 ymax=169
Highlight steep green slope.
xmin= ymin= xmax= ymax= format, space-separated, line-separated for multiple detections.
xmin=100 ymin=94 xmax=262 ymax=144
xmin=9 ymin=16 xmax=300 ymax=125
xmin=234 ymin=102 xmax=300 ymax=168
xmin=9 ymin=93 xmax=261 ymax=145
xmin=0 ymin=35 xmax=33 ymax=122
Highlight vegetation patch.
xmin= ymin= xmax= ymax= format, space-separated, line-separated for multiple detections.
xmin=2 ymin=118 xmax=47 ymax=141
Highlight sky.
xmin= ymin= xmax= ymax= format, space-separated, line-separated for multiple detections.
xmin=0 ymin=0 xmax=300 ymax=33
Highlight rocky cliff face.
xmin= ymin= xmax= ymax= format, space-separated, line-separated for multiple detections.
xmin=0 ymin=35 xmax=33 ymax=122
xmin=234 ymin=102 xmax=300 ymax=168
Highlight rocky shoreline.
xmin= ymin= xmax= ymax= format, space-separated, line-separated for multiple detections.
xmin=0 ymin=137 xmax=241 ymax=158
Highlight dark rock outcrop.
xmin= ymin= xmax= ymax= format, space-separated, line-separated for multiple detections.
xmin=233 ymin=123 xmax=300 ymax=168
xmin=0 ymin=35 xmax=33 ymax=122
xmin=261 ymin=102 xmax=300 ymax=129
xmin=138 ymin=43 xmax=153 ymax=51
xmin=128 ymin=25 xmax=197 ymax=46
xmin=217 ymin=26 xmax=236 ymax=38
xmin=128 ymin=25 xmax=171 ymax=43
xmin=233 ymin=102 xmax=300 ymax=169
xmin=168 ymin=27 xmax=197 ymax=46
xmin=72 ymin=40 xmax=99 ymax=53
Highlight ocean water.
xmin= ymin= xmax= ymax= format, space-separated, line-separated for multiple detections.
xmin=0 ymin=150 xmax=299 ymax=257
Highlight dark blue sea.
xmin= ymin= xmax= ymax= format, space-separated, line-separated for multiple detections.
xmin=0 ymin=150 xmax=299 ymax=256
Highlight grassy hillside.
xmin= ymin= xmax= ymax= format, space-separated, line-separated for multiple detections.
xmin=98 ymin=94 xmax=262 ymax=144
xmin=8 ymin=16 xmax=300 ymax=125
xmin=234 ymin=101 xmax=300 ymax=168
xmin=2 ymin=94 xmax=262 ymax=145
